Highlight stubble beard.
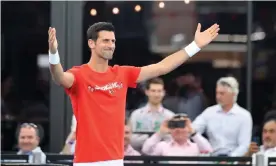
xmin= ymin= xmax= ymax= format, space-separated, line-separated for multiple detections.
xmin=101 ymin=51 xmax=113 ymax=60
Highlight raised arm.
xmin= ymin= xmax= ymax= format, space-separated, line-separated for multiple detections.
xmin=48 ymin=27 xmax=75 ymax=88
xmin=136 ymin=23 xmax=219 ymax=83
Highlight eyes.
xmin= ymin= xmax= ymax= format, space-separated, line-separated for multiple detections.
xmin=102 ymin=39 xmax=116 ymax=44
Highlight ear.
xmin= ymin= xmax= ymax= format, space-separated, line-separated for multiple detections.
xmin=88 ymin=39 xmax=95 ymax=49
xmin=162 ymin=90 xmax=166 ymax=97
xmin=145 ymin=89 xmax=149 ymax=96
xmin=36 ymin=136 xmax=40 ymax=143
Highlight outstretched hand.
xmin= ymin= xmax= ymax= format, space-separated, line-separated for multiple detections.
xmin=194 ymin=23 xmax=220 ymax=48
xmin=48 ymin=27 xmax=58 ymax=54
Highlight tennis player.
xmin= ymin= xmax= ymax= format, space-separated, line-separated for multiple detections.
xmin=48 ymin=22 xmax=219 ymax=166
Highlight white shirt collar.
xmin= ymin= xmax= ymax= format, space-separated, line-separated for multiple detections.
xmin=259 ymin=145 xmax=276 ymax=155
xmin=144 ymin=103 xmax=164 ymax=113
xmin=217 ymin=103 xmax=239 ymax=114
xmin=17 ymin=146 xmax=42 ymax=155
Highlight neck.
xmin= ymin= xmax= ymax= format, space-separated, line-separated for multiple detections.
xmin=264 ymin=145 xmax=276 ymax=150
xmin=175 ymin=139 xmax=187 ymax=145
xmin=148 ymin=102 xmax=162 ymax=111
xmin=222 ymin=103 xmax=234 ymax=112
xmin=87 ymin=52 xmax=109 ymax=73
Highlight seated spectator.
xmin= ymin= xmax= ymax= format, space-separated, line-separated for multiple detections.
xmin=129 ymin=78 xmax=174 ymax=150
xmin=124 ymin=123 xmax=140 ymax=156
xmin=243 ymin=117 xmax=276 ymax=166
xmin=142 ymin=114 xmax=213 ymax=156
xmin=193 ymin=76 xmax=252 ymax=156
xmin=124 ymin=122 xmax=142 ymax=164
xmin=16 ymin=123 xmax=46 ymax=164
xmin=61 ymin=115 xmax=76 ymax=154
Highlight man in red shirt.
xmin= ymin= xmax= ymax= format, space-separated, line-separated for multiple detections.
xmin=48 ymin=22 xmax=219 ymax=166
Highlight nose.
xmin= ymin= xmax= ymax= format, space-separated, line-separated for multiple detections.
xmin=22 ymin=138 xmax=29 ymax=143
xmin=107 ymin=41 xmax=115 ymax=48
xmin=264 ymin=132 xmax=270 ymax=139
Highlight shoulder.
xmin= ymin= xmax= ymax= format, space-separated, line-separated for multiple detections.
xmin=235 ymin=105 xmax=252 ymax=118
xmin=188 ymin=141 xmax=199 ymax=148
xmin=66 ymin=65 xmax=86 ymax=75
xmin=108 ymin=65 xmax=137 ymax=75
xmin=130 ymin=107 xmax=145 ymax=117
xmin=110 ymin=65 xmax=128 ymax=71
xmin=41 ymin=151 xmax=47 ymax=158
xmin=113 ymin=65 xmax=141 ymax=73
xmin=67 ymin=65 xmax=83 ymax=72
xmin=203 ymin=104 xmax=220 ymax=114
xmin=163 ymin=108 xmax=175 ymax=117
xmin=156 ymin=141 xmax=169 ymax=148
xmin=133 ymin=149 xmax=141 ymax=156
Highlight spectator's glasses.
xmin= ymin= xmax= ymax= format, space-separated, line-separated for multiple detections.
xmin=20 ymin=123 xmax=38 ymax=129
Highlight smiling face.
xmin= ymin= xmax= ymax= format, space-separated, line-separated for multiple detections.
xmin=263 ymin=120 xmax=276 ymax=149
xmin=88 ymin=30 xmax=116 ymax=60
xmin=18 ymin=127 xmax=39 ymax=153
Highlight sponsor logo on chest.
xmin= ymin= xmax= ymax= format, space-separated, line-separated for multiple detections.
xmin=88 ymin=82 xmax=123 ymax=94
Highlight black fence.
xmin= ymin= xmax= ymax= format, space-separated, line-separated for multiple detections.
xmin=0 ymin=154 xmax=250 ymax=166
xmin=1 ymin=154 xmax=275 ymax=166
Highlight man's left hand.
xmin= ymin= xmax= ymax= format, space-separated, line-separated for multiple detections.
xmin=185 ymin=118 xmax=195 ymax=134
xmin=194 ymin=23 xmax=220 ymax=48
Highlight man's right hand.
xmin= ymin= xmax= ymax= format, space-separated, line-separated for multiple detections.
xmin=247 ymin=142 xmax=259 ymax=156
xmin=48 ymin=27 xmax=58 ymax=54
xmin=158 ymin=120 xmax=170 ymax=135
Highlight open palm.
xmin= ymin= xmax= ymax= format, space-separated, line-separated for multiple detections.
xmin=48 ymin=27 xmax=58 ymax=54
xmin=194 ymin=23 xmax=220 ymax=48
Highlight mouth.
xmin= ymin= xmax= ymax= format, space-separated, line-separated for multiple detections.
xmin=104 ymin=49 xmax=113 ymax=51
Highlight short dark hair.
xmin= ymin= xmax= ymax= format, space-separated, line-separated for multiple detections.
xmin=264 ymin=110 xmax=276 ymax=123
xmin=145 ymin=78 xmax=164 ymax=90
xmin=87 ymin=22 xmax=115 ymax=41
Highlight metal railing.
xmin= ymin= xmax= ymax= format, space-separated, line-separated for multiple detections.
xmin=1 ymin=153 xmax=275 ymax=166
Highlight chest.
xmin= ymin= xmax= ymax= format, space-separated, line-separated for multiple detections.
xmin=135 ymin=112 xmax=168 ymax=131
xmin=162 ymin=144 xmax=199 ymax=156
xmin=206 ymin=113 xmax=242 ymax=136
xmin=78 ymin=71 xmax=127 ymax=99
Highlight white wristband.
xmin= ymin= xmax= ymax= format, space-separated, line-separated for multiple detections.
xmin=49 ymin=50 xmax=60 ymax=65
xmin=184 ymin=41 xmax=201 ymax=57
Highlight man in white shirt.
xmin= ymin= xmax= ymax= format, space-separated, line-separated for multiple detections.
xmin=192 ymin=76 xmax=253 ymax=156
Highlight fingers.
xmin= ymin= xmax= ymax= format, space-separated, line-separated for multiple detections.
xmin=206 ymin=23 xmax=219 ymax=38
xmin=250 ymin=147 xmax=259 ymax=153
xmin=196 ymin=23 xmax=201 ymax=33
xmin=210 ymin=24 xmax=220 ymax=39
xmin=48 ymin=27 xmax=56 ymax=43
xmin=208 ymin=23 xmax=219 ymax=34
xmin=211 ymin=32 xmax=219 ymax=40
xmin=250 ymin=142 xmax=259 ymax=152
xmin=251 ymin=142 xmax=258 ymax=145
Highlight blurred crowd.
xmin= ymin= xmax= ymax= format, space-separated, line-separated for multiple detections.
xmin=7 ymin=75 xmax=276 ymax=164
